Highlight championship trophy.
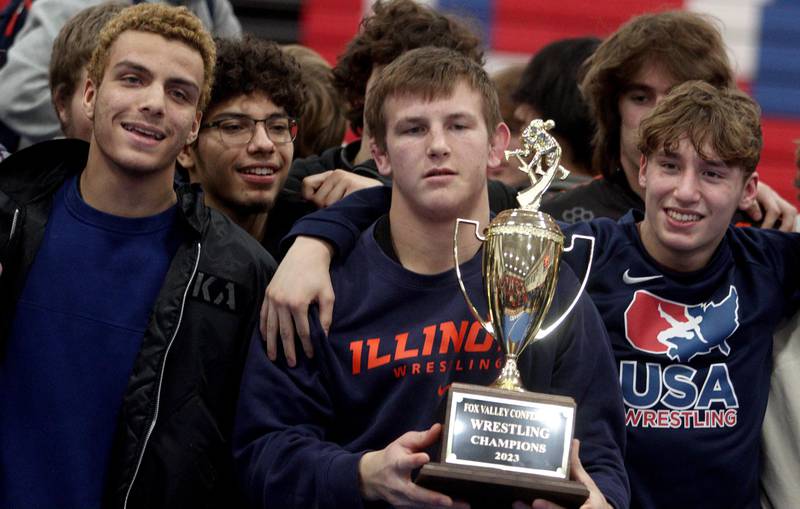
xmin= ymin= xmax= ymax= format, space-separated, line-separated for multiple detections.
xmin=416 ymin=119 xmax=595 ymax=508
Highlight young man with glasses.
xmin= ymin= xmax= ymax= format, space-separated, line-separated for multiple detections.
xmin=178 ymin=35 xmax=308 ymax=258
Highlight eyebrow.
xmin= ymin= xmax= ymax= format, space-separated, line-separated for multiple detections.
xmin=397 ymin=111 xmax=477 ymax=123
xmin=623 ymin=83 xmax=654 ymax=94
xmin=113 ymin=60 xmax=200 ymax=95
xmin=212 ymin=111 xmax=288 ymax=121
xmin=659 ymin=150 xmax=728 ymax=168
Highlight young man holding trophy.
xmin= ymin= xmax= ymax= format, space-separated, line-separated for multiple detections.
xmin=233 ymin=47 xmax=628 ymax=509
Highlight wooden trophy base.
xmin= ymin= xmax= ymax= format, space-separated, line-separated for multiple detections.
xmin=417 ymin=462 xmax=589 ymax=509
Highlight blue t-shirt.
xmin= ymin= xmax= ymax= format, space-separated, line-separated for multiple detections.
xmin=0 ymin=175 xmax=181 ymax=509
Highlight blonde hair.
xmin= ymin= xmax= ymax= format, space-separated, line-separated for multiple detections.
xmin=87 ymin=3 xmax=216 ymax=110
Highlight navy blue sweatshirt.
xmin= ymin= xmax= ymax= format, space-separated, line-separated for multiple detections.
xmin=234 ymin=220 xmax=628 ymax=509
xmin=281 ymin=186 xmax=800 ymax=508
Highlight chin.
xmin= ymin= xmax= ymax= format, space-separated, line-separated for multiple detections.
xmin=233 ymin=198 xmax=273 ymax=215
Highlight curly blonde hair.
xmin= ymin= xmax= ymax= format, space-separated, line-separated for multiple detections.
xmin=87 ymin=3 xmax=216 ymax=110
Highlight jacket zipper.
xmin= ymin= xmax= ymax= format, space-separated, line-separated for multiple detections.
xmin=9 ymin=208 xmax=19 ymax=240
xmin=123 ymin=242 xmax=202 ymax=509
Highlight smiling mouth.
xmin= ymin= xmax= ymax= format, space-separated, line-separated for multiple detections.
xmin=122 ymin=122 xmax=165 ymax=140
xmin=238 ymin=167 xmax=276 ymax=176
xmin=666 ymin=208 xmax=703 ymax=222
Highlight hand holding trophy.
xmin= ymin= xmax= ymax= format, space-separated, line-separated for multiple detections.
xmin=416 ymin=119 xmax=595 ymax=508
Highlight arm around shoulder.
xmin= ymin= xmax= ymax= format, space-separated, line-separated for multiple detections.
xmin=549 ymin=269 xmax=629 ymax=509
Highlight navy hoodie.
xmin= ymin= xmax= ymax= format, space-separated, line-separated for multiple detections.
xmin=234 ymin=219 xmax=628 ymax=509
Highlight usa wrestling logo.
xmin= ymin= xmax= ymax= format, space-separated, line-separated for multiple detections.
xmin=624 ymin=286 xmax=739 ymax=362
xmin=620 ymin=287 xmax=741 ymax=428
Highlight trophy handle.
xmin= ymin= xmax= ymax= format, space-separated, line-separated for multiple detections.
xmin=453 ymin=218 xmax=495 ymax=337
xmin=534 ymin=234 xmax=595 ymax=340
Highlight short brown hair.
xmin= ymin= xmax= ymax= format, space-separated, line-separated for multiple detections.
xmin=581 ymin=11 xmax=734 ymax=178
xmin=334 ymin=0 xmax=483 ymax=136
xmin=49 ymin=2 xmax=126 ymax=112
xmin=638 ymin=81 xmax=761 ymax=175
xmin=283 ymin=44 xmax=346 ymax=158
xmin=365 ymin=46 xmax=500 ymax=152
xmin=87 ymin=3 xmax=216 ymax=110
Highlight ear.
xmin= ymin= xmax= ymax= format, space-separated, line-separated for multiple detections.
xmin=487 ymin=122 xmax=511 ymax=169
xmin=177 ymin=143 xmax=198 ymax=175
xmin=82 ymin=78 xmax=97 ymax=122
xmin=187 ymin=110 xmax=202 ymax=145
xmin=371 ymin=137 xmax=391 ymax=177
xmin=52 ymin=85 xmax=70 ymax=131
xmin=638 ymin=154 xmax=649 ymax=189
xmin=738 ymin=171 xmax=759 ymax=211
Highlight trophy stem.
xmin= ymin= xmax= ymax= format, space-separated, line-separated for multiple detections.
xmin=492 ymin=356 xmax=524 ymax=392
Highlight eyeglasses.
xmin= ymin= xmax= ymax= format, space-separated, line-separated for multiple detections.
xmin=201 ymin=115 xmax=298 ymax=147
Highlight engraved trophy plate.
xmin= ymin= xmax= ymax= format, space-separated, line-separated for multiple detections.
xmin=417 ymin=119 xmax=595 ymax=509
xmin=443 ymin=386 xmax=574 ymax=476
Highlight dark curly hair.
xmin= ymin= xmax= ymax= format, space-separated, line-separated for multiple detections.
xmin=208 ymin=35 xmax=305 ymax=119
xmin=333 ymin=0 xmax=484 ymax=136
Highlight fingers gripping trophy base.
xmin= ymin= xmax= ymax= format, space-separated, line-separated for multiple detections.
xmin=416 ymin=383 xmax=588 ymax=509
xmin=417 ymin=462 xmax=589 ymax=509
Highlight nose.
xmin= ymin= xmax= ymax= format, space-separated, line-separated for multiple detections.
xmin=673 ymin=168 xmax=700 ymax=203
xmin=138 ymin=84 xmax=166 ymax=117
xmin=426 ymin=125 xmax=450 ymax=160
xmin=248 ymin=121 xmax=276 ymax=153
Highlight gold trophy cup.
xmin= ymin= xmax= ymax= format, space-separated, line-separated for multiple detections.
xmin=417 ymin=120 xmax=595 ymax=508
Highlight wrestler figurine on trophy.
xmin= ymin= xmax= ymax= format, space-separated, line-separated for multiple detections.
xmin=416 ymin=119 xmax=595 ymax=508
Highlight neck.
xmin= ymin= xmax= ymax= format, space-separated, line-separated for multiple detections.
xmin=81 ymin=145 xmax=176 ymax=217
xmin=216 ymin=203 xmax=269 ymax=241
xmin=620 ymin=157 xmax=645 ymax=198
xmin=637 ymin=221 xmax=713 ymax=273
xmin=354 ymin=127 xmax=373 ymax=165
xmin=388 ymin=199 xmax=490 ymax=275
xmin=556 ymin=135 xmax=592 ymax=178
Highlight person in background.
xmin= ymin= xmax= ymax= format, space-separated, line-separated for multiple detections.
xmin=513 ymin=37 xmax=600 ymax=190
xmin=487 ymin=63 xmax=526 ymax=188
xmin=48 ymin=2 xmax=127 ymax=141
xmin=761 ymin=141 xmax=800 ymax=508
xmin=282 ymin=44 xmax=346 ymax=161
xmin=287 ymin=0 xmax=518 ymax=213
xmin=540 ymin=11 xmax=796 ymax=228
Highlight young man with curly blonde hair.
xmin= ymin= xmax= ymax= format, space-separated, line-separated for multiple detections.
xmin=0 ymin=5 xmax=274 ymax=508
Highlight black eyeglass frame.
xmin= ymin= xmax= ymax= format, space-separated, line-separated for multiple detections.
xmin=200 ymin=114 xmax=298 ymax=146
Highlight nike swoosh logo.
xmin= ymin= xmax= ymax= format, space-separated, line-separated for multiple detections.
xmin=622 ymin=269 xmax=663 ymax=285
xmin=437 ymin=383 xmax=452 ymax=397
